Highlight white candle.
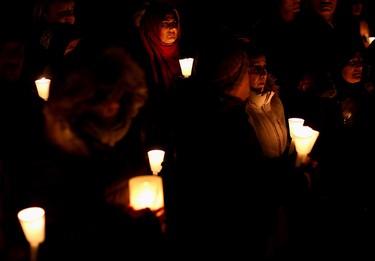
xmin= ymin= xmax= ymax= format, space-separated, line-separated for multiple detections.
xmin=293 ymin=126 xmax=319 ymax=167
xmin=179 ymin=58 xmax=194 ymax=78
xmin=129 ymin=175 xmax=164 ymax=211
xmin=35 ymin=77 xmax=51 ymax=101
xmin=147 ymin=149 xmax=165 ymax=175
xmin=17 ymin=207 xmax=45 ymax=247
xmin=288 ymin=117 xmax=305 ymax=154
xmin=288 ymin=118 xmax=305 ymax=139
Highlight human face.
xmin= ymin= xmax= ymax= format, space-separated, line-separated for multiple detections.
xmin=310 ymin=0 xmax=337 ymax=20
xmin=44 ymin=0 xmax=75 ymax=24
xmin=281 ymin=0 xmax=301 ymax=13
xmin=93 ymin=100 xmax=121 ymax=124
xmin=0 ymin=41 xmax=25 ymax=82
xmin=249 ymin=55 xmax=268 ymax=93
xmin=352 ymin=3 xmax=363 ymax=16
xmin=159 ymin=13 xmax=178 ymax=44
xmin=341 ymin=52 xmax=363 ymax=84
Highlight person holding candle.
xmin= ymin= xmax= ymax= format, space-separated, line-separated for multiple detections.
xmin=314 ymin=34 xmax=375 ymax=259
xmin=316 ymin=26 xmax=372 ymax=151
xmin=170 ymin=27 xmax=319 ymax=260
xmin=245 ymin=42 xmax=288 ymax=158
xmin=342 ymin=0 xmax=372 ymax=48
xmin=134 ymin=2 xmax=182 ymax=91
xmin=0 ymin=22 xmax=46 ymax=159
xmin=244 ymin=41 xmax=321 ymax=259
xmin=129 ymin=2 xmax=184 ymax=162
xmin=278 ymin=0 xmax=343 ymax=129
xmin=0 ymin=20 xmax=47 ymax=261
xmin=21 ymin=0 xmax=80 ymax=85
xmin=249 ymin=0 xmax=308 ymax=122
xmin=16 ymin=40 xmax=168 ymax=260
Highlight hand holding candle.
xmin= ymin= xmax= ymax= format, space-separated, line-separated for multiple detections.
xmin=128 ymin=175 xmax=164 ymax=211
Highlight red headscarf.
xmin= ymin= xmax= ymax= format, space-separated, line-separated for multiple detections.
xmin=139 ymin=5 xmax=182 ymax=90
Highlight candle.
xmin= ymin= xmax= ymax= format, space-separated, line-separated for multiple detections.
xmin=18 ymin=207 xmax=45 ymax=261
xmin=18 ymin=207 xmax=45 ymax=246
xmin=128 ymin=175 xmax=164 ymax=211
xmin=179 ymin=58 xmax=194 ymax=78
xmin=35 ymin=77 xmax=51 ymax=101
xmin=147 ymin=149 xmax=165 ymax=175
xmin=288 ymin=118 xmax=305 ymax=139
xmin=288 ymin=117 xmax=305 ymax=154
xmin=293 ymin=126 xmax=319 ymax=167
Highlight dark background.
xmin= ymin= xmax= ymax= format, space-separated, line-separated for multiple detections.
xmin=3 ymin=0 xmax=267 ymax=31
xmin=3 ymin=0 xmax=375 ymax=47
xmin=4 ymin=0 xmax=375 ymax=36
xmin=4 ymin=0 xmax=263 ymax=25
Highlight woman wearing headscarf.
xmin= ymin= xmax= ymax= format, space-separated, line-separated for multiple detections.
xmin=137 ymin=3 xmax=182 ymax=91
xmin=132 ymin=2 xmax=183 ymax=169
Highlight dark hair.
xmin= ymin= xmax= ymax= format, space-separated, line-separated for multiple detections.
xmin=245 ymin=41 xmax=280 ymax=93
xmin=245 ymin=41 xmax=267 ymax=60
xmin=44 ymin=43 xmax=148 ymax=155
xmin=32 ymin=0 xmax=75 ymax=29
xmin=334 ymin=30 xmax=366 ymax=70
xmin=193 ymin=29 xmax=249 ymax=92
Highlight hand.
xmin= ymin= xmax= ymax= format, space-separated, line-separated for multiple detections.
xmin=299 ymin=156 xmax=319 ymax=190
xmin=126 ymin=206 xmax=167 ymax=234
xmin=105 ymin=178 xmax=167 ymax=233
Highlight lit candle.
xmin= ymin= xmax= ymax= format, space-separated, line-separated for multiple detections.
xmin=128 ymin=175 xmax=164 ymax=211
xmin=288 ymin=117 xmax=305 ymax=154
xmin=293 ymin=126 xmax=319 ymax=167
xmin=179 ymin=58 xmax=194 ymax=78
xmin=147 ymin=149 xmax=165 ymax=175
xmin=35 ymin=77 xmax=51 ymax=101
xmin=18 ymin=207 xmax=45 ymax=261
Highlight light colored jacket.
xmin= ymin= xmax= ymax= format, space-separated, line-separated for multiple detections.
xmin=246 ymin=83 xmax=288 ymax=158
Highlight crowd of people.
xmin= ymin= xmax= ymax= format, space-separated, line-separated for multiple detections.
xmin=1 ymin=0 xmax=375 ymax=260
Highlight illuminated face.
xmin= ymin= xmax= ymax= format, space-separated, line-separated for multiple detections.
xmin=341 ymin=52 xmax=363 ymax=84
xmin=310 ymin=0 xmax=337 ymax=18
xmin=249 ymin=55 xmax=268 ymax=93
xmin=159 ymin=13 xmax=178 ymax=44
xmin=44 ymin=0 xmax=75 ymax=24
xmin=352 ymin=3 xmax=363 ymax=16
xmin=281 ymin=0 xmax=301 ymax=13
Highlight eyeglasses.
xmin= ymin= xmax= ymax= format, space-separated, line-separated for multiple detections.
xmin=161 ymin=21 xmax=178 ymax=29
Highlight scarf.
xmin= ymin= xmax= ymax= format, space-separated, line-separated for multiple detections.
xmin=139 ymin=7 xmax=181 ymax=89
